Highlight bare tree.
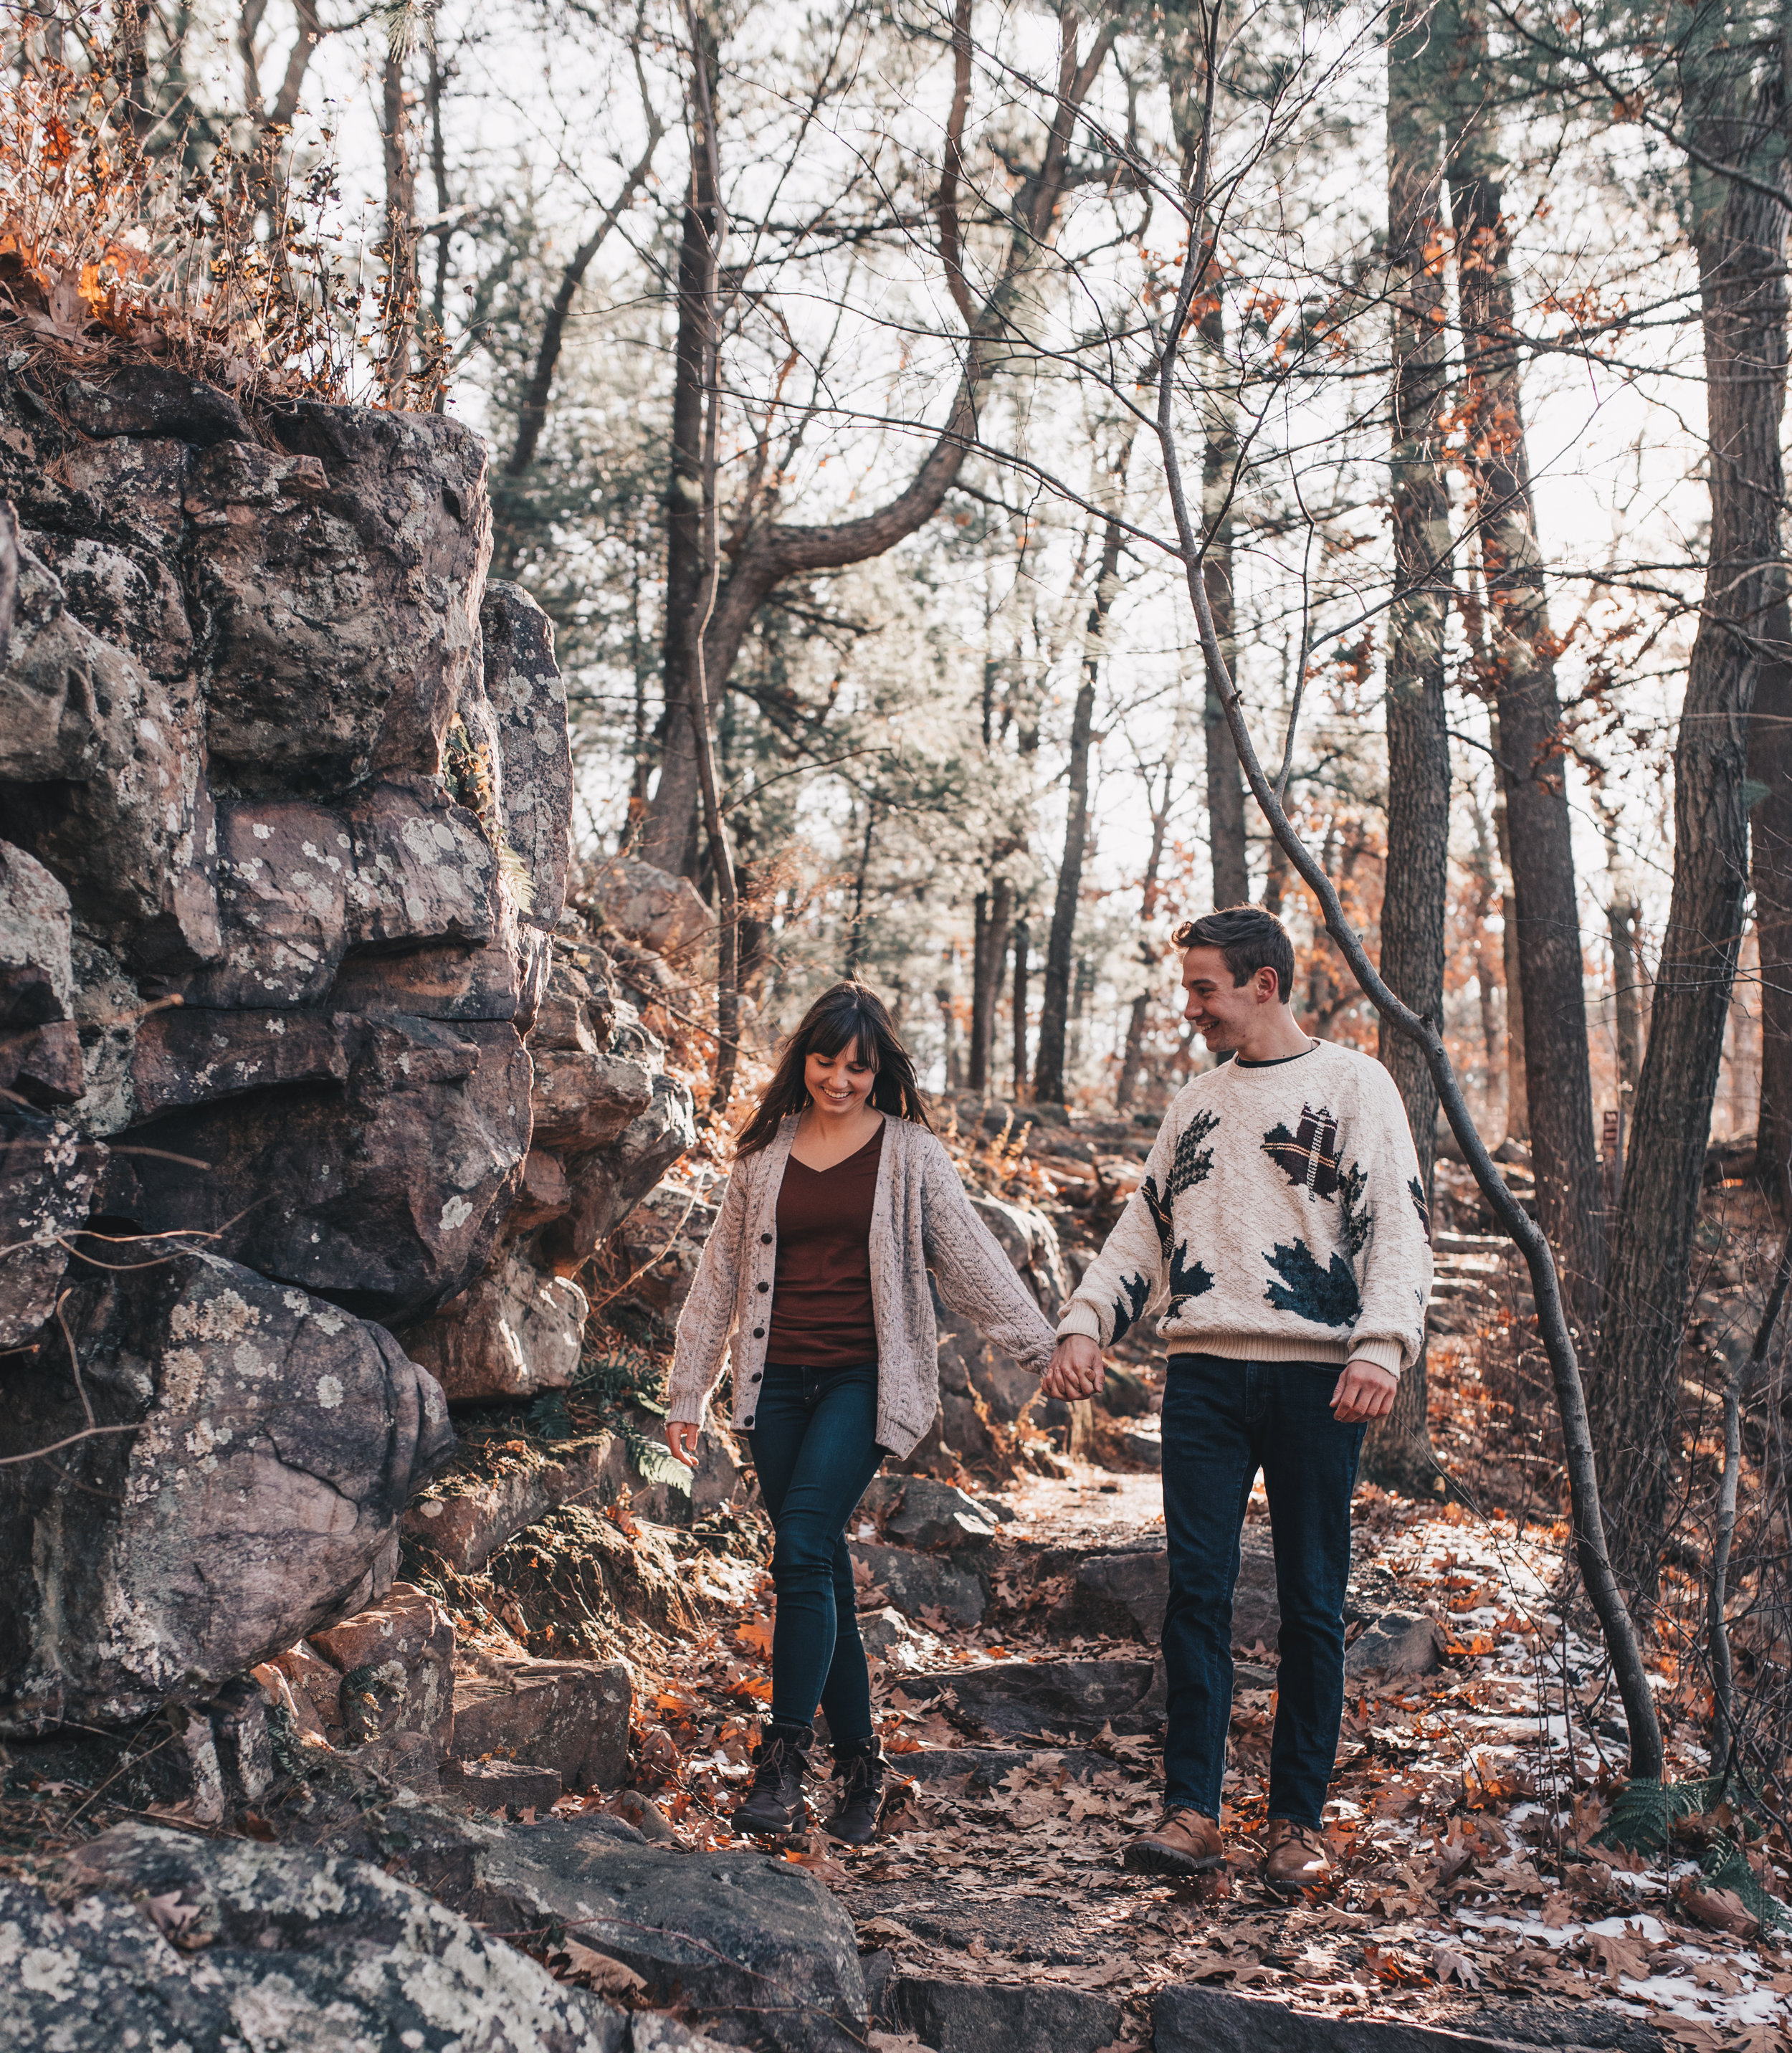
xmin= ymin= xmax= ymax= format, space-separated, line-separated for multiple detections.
xmin=1364 ymin=0 xmax=1452 ymax=1491
xmin=1597 ymin=26 xmax=1791 ymax=1599
xmin=1447 ymin=0 xmax=1604 ymax=1330
xmin=642 ymin=1 xmax=1118 ymax=879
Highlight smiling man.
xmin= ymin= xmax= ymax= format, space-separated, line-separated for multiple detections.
xmin=1040 ymin=904 xmax=1431 ymax=1892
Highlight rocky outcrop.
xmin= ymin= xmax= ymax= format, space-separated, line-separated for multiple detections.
xmin=0 ymin=366 xmax=695 ymax=1748
xmin=0 ymin=1252 xmax=452 ymax=1733
xmin=4 ymin=1821 xmax=629 ymax=2053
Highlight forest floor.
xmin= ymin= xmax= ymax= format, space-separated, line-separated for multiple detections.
xmin=586 ymin=1439 xmax=1792 ymax=2053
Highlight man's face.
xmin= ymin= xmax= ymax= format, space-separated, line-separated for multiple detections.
xmin=1181 ymin=945 xmax=1274 ymax=1049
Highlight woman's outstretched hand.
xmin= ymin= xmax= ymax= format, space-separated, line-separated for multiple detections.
xmin=1040 ymin=1334 xmax=1105 ymax=1400
xmin=664 ymin=1420 xmax=702 ymax=1469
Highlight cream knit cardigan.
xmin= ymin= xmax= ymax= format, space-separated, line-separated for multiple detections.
xmin=666 ymin=1113 xmax=1057 ymax=1457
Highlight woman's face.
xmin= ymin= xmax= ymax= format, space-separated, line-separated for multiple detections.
xmin=804 ymin=1037 xmax=877 ymax=1115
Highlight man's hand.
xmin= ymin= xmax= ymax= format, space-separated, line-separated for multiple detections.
xmin=1040 ymin=1333 xmax=1105 ymax=1401
xmin=1330 ymin=1358 xmax=1398 ymax=1424
xmin=664 ymin=1420 xmax=702 ymax=1469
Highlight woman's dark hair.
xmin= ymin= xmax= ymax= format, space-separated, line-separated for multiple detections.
xmin=735 ymin=982 xmax=932 ymax=1155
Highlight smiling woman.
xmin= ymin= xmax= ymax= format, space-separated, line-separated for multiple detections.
xmin=663 ymin=981 xmax=1056 ymax=1847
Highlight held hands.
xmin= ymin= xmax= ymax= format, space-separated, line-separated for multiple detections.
xmin=664 ymin=1420 xmax=702 ymax=1469
xmin=1039 ymin=1333 xmax=1105 ymax=1401
xmin=1330 ymin=1358 xmax=1398 ymax=1424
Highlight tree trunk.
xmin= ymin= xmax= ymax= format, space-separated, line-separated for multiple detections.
xmin=1012 ymin=918 xmax=1031 ymax=1100
xmin=1037 ymin=471 xmax=1128 ymax=1102
xmin=1598 ymin=46 xmax=1791 ymax=1601
xmin=1450 ymin=3 xmax=1601 ymax=1323
xmin=846 ymin=797 xmax=877 ymax=976
xmin=1201 ymin=288 xmax=1248 ymax=911
xmin=377 ymin=47 xmax=418 ymax=399
xmin=1117 ymin=762 xmax=1175 ymax=1110
xmin=1607 ymin=888 xmax=1646 ymax=1107
xmin=1752 ymin=606 xmax=1792 ymax=1209
xmin=1365 ymin=2 xmax=1451 ymax=1492
xmin=970 ymin=880 xmax=1014 ymax=1093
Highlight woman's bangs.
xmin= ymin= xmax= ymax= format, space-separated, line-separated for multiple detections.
xmin=806 ymin=1006 xmax=877 ymax=1068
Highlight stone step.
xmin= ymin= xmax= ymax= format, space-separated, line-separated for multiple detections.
xmin=1153 ymin=1986 xmax=1657 ymax=2053
xmin=895 ymin=1657 xmax=1161 ymax=1738
xmin=449 ymin=1654 xmax=632 ymax=1794
xmin=894 ymin=1744 xmax=1110 ymax=1788
xmin=389 ymin=1808 xmax=867 ymax=2053
xmin=880 ymin=1974 xmax=1120 ymax=2053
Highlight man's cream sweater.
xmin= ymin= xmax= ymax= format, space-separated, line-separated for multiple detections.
xmin=1057 ymin=1039 xmax=1431 ymax=1376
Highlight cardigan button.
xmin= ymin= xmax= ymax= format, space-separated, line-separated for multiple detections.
xmin=756 ymin=1280 xmax=769 ymax=1293
xmin=753 ymin=1328 xmax=764 ymax=1339
xmin=750 ymin=1371 xmax=762 ymax=1383
xmin=760 ymin=1232 xmax=773 ymax=1244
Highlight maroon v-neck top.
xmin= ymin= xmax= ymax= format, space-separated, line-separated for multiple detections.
xmin=766 ymin=1123 xmax=885 ymax=1368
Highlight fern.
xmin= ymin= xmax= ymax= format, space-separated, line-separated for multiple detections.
xmin=628 ymin=1429 xmax=692 ymax=1498
xmin=1599 ymin=1777 xmax=1790 ymax=1930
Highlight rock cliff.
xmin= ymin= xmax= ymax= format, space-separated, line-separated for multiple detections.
xmin=0 ymin=366 xmax=692 ymax=1743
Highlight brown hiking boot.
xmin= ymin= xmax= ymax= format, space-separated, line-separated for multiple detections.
xmin=1123 ymin=1806 xmax=1226 ymax=1876
xmin=1262 ymin=1817 xmax=1333 ymax=1893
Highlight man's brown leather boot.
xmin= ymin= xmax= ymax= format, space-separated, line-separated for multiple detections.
xmin=1123 ymin=1806 xmax=1226 ymax=1876
xmin=1262 ymin=1817 xmax=1333 ymax=1892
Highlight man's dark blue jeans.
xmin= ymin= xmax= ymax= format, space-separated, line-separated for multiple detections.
xmin=748 ymin=1361 xmax=884 ymax=1745
xmin=1160 ymin=1351 xmax=1366 ymax=1828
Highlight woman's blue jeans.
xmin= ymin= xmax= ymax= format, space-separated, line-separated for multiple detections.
xmin=1160 ymin=1352 xmax=1366 ymax=1828
xmin=747 ymin=1361 xmax=884 ymax=1745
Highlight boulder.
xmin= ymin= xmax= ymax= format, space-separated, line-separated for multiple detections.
xmin=857 ymin=1606 xmax=945 ymax=1667
xmin=0 ymin=1250 xmax=452 ymax=1731
xmin=443 ymin=1756 xmax=564 ymax=1812
xmin=612 ymin=1175 xmax=723 ymax=1325
xmin=530 ymin=1046 xmax=657 ymax=1153
xmin=1345 ymin=1609 xmax=1447 ymax=1681
xmin=591 ymin=854 xmax=711 ymax=958
xmin=310 ymin=1581 xmax=457 ymax=1752
xmin=861 ymin=1476 xmax=999 ymax=1551
xmin=883 ymin=1976 xmax=1122 ymax=2053
xmin=542 ymin=1074 xmax=699 ymax=1271
xmin=60 ymin=363 xmax=252 ymax=444
xmin=851 ymin=1543 xmax=986 ymax=1628
xmin=406 ymin=1246 xmax=589 ymax=1402
xmin=0 ymin=838 xmax=72 ymax=1025
xmin=0 ymin=1820 xmax=628 ymax=2053
xmin=1062 ymin=1545 xmax=1171 ymax=1642
xmin=450 ymin=1654 xmax=633 ymax=1791
xmin=899 ymin=1659 xmax=1158 ymax=1739
xmin=391 ymin=1809 xmax=867 ymax=2053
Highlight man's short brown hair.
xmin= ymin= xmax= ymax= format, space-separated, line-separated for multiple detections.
xmin=1171 ymin=905 xmax=1295 ymax=1005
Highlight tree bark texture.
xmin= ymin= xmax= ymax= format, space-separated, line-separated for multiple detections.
xmin=1012 ymin=918 xmax=1031 ymax=1100
xmin=1037 ymin=487 xmax=1126 ymax=1102
xmin=377 ymin=47 xmax=418 ymax=397
xmin=1751 ymin=604 xmax=1792 ymax=1208
xmin=970 ymin=880 xmax=1014 ymax=1092
xmin=1117 ymin=764 xmax=1174 ymax=1110
xmin=643 ymin=4 xmax=1115 ymax=877
xmin=1597 ymin=44 xmax=1791 ymax=1600
xmin=1201 ymin=290 xmax=1248 ymax=911
xmin=642 ymin=15 xmax=720 ymax=883
xmin=1450 ymin=4 xmax=1602 ymax=1327
xmin=1366 ymin=6 xmax=1452 ymax=1490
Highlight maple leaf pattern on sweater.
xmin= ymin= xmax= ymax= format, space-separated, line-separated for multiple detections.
xmin=1264 ymin=1238 xmax=1360 ymax=1326
xmin=1140 ymin=1108 xmax=1218 ymax=1323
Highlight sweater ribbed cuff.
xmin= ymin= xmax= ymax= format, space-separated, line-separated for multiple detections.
xmin=1346 ymin=1336 xmax=1405 ymax=1378
xmin=1055 ymin=1300 xmax=1105 ymax=1343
